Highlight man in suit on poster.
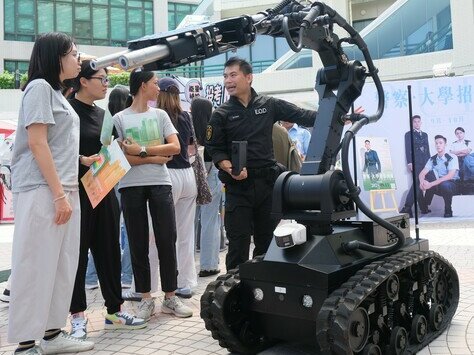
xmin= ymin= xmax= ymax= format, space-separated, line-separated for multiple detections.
xmin=399 ymin=115 xmax=431 ymax=217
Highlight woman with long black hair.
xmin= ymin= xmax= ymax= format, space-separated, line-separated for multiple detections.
xmin=8 ymin=32 xmax=94 ymax=355
xmin=113 ymin=69 xmax=193 ymax=320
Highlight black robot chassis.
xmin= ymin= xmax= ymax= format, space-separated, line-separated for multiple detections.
xmin=201 ymin=245 xmax=459 ymax=354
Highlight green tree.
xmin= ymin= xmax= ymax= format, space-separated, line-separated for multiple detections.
xmin=109 ymin=72 xmax=130 ymax=87
xmin=0 ymin=71 xmax=15 ymax=89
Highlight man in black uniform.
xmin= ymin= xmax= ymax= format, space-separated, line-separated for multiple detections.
xmin=205 ymin=57 xmax=317 ymax=271
xmin=363 ymin=140 xmax=381 ymax=181
xmin=400 ymin=115 xmax=431 ymax=217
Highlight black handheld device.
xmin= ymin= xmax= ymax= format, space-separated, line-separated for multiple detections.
xmin=231 ymin=141 xmax=247 ymax=176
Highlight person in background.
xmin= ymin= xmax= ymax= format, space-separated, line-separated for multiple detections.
xmin=449 ymin=126 xmax=473 ymax=180
xmin=8 ymin=32 xmax=94 ymax=355
xmin=419 ymin=135 xmax=459 ymax=218
xmin=109 ymin=85 xmax=134 ymax=291
xmin=280 ymin=120 xmax=311 ymax=159
xmin=113 ymin=69 xmax=193 ymax=320
xmin=66 ymin=61 xmax=146 ymax=340
xmin=400 ymin=115 xmax=431 ymax=217
xmin=362 ymin=139 xmax=381 ymax=181
xmin=157 ymin=77 xmax=198 ymax=297
xmin=191 ymin=97 xmax=223 ymax=277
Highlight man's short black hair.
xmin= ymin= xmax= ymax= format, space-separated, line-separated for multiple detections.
xmin=434 ymin=134 xmax=447 ymax=143
xmin=224 ymin=57 xmax=253 ymax=75
xmin=365 ymin=140 xmax=370 ymax=144
xmin=455 ymin=126 xmax=465 ymax=134
xmin=412 ymin=115 xmax=421 ymax=120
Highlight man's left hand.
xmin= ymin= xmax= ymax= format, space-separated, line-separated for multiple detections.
xmin=231 ymin=167 xmax=247 ymax=180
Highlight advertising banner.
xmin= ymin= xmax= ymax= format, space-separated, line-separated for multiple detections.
xmin=352 ymin=75 xmax=474 ymax=218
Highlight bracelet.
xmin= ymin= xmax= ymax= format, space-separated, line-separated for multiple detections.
xmin=53 ymin=194 xmax=67 ymax=203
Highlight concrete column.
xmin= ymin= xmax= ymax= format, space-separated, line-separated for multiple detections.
xmin=154 ymin=0 xmax=168 ymax=33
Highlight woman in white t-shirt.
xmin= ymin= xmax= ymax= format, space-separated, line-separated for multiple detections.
xmin=450 ymin=126 xmax=474 ymax=180
xmin=8 ymin=33 xmax=94 ymax=355
xmin=113 ymin=69 xmax=193 ymax=321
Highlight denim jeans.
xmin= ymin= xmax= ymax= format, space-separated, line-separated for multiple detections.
xmin=199 ymin=166 xmax=223 ymax=271
xmin=120 ymin=220 xmax=133 ymax=285
xmin=85 ymin=252 xmax=98 ymax=286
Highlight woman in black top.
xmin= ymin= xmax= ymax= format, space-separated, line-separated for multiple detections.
xmin=67 ymin=61 xmax=145 ymax=339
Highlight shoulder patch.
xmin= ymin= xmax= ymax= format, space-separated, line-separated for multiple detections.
xmin=206 ymin=125 xmax=213 ymax=141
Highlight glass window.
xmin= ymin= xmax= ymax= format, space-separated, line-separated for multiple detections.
xmin=18 ymin=17 xmax=34 ymax=33
xmin=4 ymin=60 xmax=29 ymax=74
xmin=251 ymin=36 xmax=274 ymax=62
xmin=4 ymin=1 xmax=15 ymax=33
xmin=144 ymin=9 xmax=153 ymax=35
xmin=93 ymin=7 xmax=108 ymax=39
xmin=128 ymin=8 xmax=142 ymax=24
xmin=75 ymin=5 xmax=90 ymax=20
xmin=5 ymin=0 xmax=153 ymax=45
xmin=18 ymin=0 xmax=34 ymax=15
xmin=38 ymin=1 xmax=54 ymax=33
xmin=56 ymin=3 xmax=73 ymax=34
xmin=111 ymin=7 xmax=126 ymax=41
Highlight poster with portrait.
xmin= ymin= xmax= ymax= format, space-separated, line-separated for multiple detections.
xmin=357 ymin=136 xmax=396 ymax=192
xmin=350 ymin=74 xmax=474 ymax=219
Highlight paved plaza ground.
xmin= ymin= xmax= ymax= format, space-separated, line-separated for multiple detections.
xmin=0 ymin=218 xmax=473 ymax=354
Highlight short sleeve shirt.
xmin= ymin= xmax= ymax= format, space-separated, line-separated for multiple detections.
xmin=450 ymin=140 xmax=471 ymax=154
xmin=424 ymin=154 xmax=459 ymax=180
xmin=11 ymin=79 xmax=80 ymax=193
xmin=113 ymin=107 xmax=178 ymax=189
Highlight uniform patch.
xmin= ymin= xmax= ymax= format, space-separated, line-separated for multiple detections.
xmin=206 ymin=125 xmax=213 ymax=141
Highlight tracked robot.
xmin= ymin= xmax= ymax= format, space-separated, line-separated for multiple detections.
xmin=92 ymin=1 xmax=459 ymax=353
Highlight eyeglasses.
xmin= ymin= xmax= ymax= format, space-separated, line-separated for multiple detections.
xmin=89 ymin=76 xmax=110 ymax=86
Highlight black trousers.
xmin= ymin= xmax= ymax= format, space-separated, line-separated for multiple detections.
xmin=224 ymin=178 xmax=280 ymax=271
xmin=424 ymin=172 xmax=457 ymax=213
xmin=121 ymin=185 xmax=178 ymax=293
xmin=70 ymin=187 xmax=122 ymax=315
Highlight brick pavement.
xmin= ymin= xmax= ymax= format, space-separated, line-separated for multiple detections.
xmin=0 ymin=219 xmax=473 ymax=354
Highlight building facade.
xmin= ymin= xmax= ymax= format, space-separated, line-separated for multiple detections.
xmin=0 ymin=0 xmax=200 ymax=73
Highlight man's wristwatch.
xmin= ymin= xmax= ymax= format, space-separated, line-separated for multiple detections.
xmin=139 ymin=146 xmax=148 ymax=158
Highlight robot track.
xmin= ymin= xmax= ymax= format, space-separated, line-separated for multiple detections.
xmin=316 ymin=250 xmax=459 ymax=354
xmin=200 ymin=258 xmax=274 ymax=354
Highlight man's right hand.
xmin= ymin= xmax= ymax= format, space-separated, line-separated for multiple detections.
xmin=407 ymin=163 xmax=413 ymax=172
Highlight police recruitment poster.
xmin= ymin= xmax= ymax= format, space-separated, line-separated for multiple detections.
xmin=356 ymin=136 xmax=396 ymax=192
xmin=351 ymin=74 xmax=474 ymax=219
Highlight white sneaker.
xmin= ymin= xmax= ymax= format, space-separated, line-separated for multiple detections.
xmin=40 ymin=330 xmax=94 ymax=354
xmin=162 ymin=295 xmax=193 ymax=318
xmin=69 ymin=315 xmax=87 ymax=339
xmin=137 ymin=298 xmax=155 ymax=321
xmin=0 ymin=288 xmax=10 ymax=303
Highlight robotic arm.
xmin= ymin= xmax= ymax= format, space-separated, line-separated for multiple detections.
xmin=93 ymin=0 xmax=404 ymax=254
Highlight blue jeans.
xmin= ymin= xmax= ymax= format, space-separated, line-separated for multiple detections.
xmin=85 ymin=220 xmax=133 ymax=285
xmin=85 ymin=252 xmax=98 ymax=286
xmin=120 ymin=221 xmax=133 ymax=285
xmin=199 ymin=166 xmax=223 ymax=271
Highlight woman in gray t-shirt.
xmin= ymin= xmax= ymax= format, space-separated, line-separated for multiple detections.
xmin=113 ymin=69 xmax=193 ymax=321
xmin=8 ymin=33 xmax=94 ymax=354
